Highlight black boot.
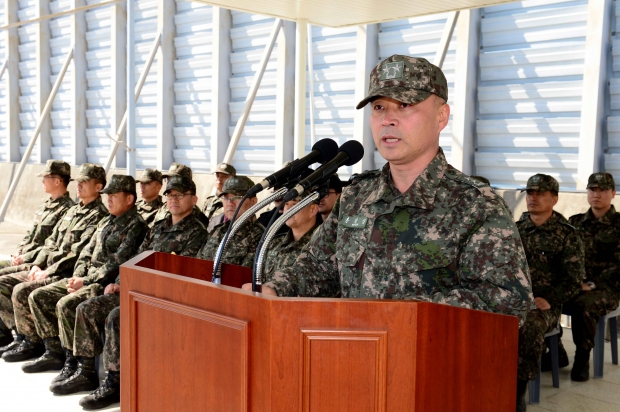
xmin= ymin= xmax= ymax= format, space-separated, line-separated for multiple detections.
xmin=49 ymin=348 xmax=78 ymax=390
xmin=0 ymin=331 xmax=23 ymax=356
xmin=571 ymin=348 xmax=591 ymax=382
xmin=541 ymin=345 xmax=569 ymax=372
xmin=1 ymin=337 xmax=44 ymax=362
xmin=50 ymin=357 xmax=99 ymax=395
xmin=79 ymin=371 xmax=121 ymax=410
xmin=21 ymin=337 xmax=65 ymax=373
xmin=516 ymin=379 xmax=528 ymax=412
xmin=0 ymin=327 xmax=12 ymax=347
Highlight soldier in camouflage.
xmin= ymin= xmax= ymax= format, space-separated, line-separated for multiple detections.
xmin=0 ymin=164 xmax=108 ymax=360
xmin=248 ymin=55 xmax=532 ymax=326
xmin=21 ymin=175 xmax=147 ymax=396
xmin=135 ymin=168 xmax=164 ymax=227
xmin=197 ymin=176 xmax=265 ymax=268
xmin=71 ymin=175 xmax=207 ymax=410
xmin=317 ymin=175 xmax=342 ymax=223
xmin=203 ymin=162 xmax=236 ymax=224
xmin=514 ymin=174 xmax=584 ymax=411
xmin=0 ymin=160 xmax=74 ymax=346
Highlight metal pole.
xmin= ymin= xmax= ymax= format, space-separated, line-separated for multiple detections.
xmin=127 ymin=0 xmax=136 ymax=176
xmin=433 ymin=11 xmax=459 ymax=69
xmin=222 ymin=18 xmax=283 ymax=164
xmin=0 ymin=47 xmax=74 ymax=223
xmin=104 ymin=32 xmax=162 ymax=172
xmin=0 ymin=59 xmax=8 ymax=82
xmin=307 ymin=23 xmax=316 ymax=148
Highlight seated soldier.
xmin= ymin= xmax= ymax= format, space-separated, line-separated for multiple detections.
xmin=51 ymin=175 xmax=208 ymax=406
xmin=16 ymin=175 xmax=147 ymax=388
xmin=514 ymin=174 xmax=584 ymax=411
xmin=203 ymin=162 xmax=236 ymax=223
xmin=260 ymin=192 xmax=321 ymax=284
xmin=318 ymin=175 xmax=342 ymax=222
xmin=0 ymin=164 xmax=108 ymax=359
xmin=197 ymin=176 xmax=264 ymax=268
xmin=135 ymin=168 xmax=164 ymax=227
xmin=0 ymin=160 xmax=74 ymax=346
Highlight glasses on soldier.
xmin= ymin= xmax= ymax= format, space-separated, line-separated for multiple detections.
xmin=165 ymin=192 xmax=192 ymax=201
xmin=222 ymin=195 xmax=243 ymax=204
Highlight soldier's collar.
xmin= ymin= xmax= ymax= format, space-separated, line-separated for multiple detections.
xmin=46 ymin=191 xmax=70 ymax=208
xmin=145 ymin=196 xmax=162 ymax=207
xmin=77 ymin=196 xmax=103 ymax=213
xmin=586 ymin=204 xmax=617 ymax=224
xmin=112 ymin=205 xmax=139 ymax=225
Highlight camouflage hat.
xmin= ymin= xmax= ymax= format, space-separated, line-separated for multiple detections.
xmin=162 ymin=163 xmax=193 ymax=179
xmin=521 ymin=174 xmax=559 ymax=193
xmin=214 ymin=162 xmax=236 ymax=176
xmin=219 ymin=176 xmax=255 ymax=197
xmin=36 ymin=159 xmax=71 ymax=177
xmin=136 ymin=168 xmax=163 ymax=184
xmin=164 ymin=175 xmax=196 ymax=195
xmin=356 ymin=55 xmax=448 ymax=110
xmin=100 ymin=174 xmax=136 ymax=194
xmin=587 ymin=172 xmax=616 ymax=190
xmin=72 ymin=163 xmax=106 ymax=183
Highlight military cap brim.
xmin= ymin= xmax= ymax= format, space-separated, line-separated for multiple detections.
xmin=72 ymin=176 xmax=93 ymax=183
xmin=164 ymin=184 xmax=193 ymax=195
xmin=356 ymin=87 xmax=433 ymax=110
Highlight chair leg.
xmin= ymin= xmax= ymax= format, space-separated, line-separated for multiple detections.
xmin=528 ymin=364 xmax=541 ymax=405
xmin=611 ymin=317 xmax=618 ymax=365
xmin=548 ymin=335 xmax=560 ymax=388
xmin=594 ymin=316 xmax=606 ymax=379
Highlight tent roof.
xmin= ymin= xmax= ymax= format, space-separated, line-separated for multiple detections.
xmin=193 ymin=0 xmax=516 ymax=28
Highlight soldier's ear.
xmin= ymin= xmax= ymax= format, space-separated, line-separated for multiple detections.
xmin=191 ymin=195 xmax=198 ymax=207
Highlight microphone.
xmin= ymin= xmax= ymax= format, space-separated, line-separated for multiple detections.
xmin=282 ymin=140 xmax=364 ymax=202
xmin=247 ymin=138 xmax=338 ymax=197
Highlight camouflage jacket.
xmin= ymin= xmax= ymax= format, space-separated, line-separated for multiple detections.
xmin=136 ymin=196 xmax=164 ymax=228
xmin=569 ymin=206 xmax=620 ymax=294
xmin=137 ymin=213 xmax=208 ymax=257
xmin=202 ymin=195 xmax=223 ymax=220
xmin=262 ymin=225 xmax=319 ymax=284
xmin=29 ymin=197 xmax=108 ymax=278
xmin=73 ymin=206 xmax=148 ymax=286
xmin=265 ymin=149 xmax=533 ymax=323
xmin=197 ymin=216 xmax=265 ymax=268
xmin=17 ymin=192 xmax=74 ymax=256
xmin=516 ymin=211 xmax=584 ymax=309
xmin=153 ymin=203 xmax=209 ymax=228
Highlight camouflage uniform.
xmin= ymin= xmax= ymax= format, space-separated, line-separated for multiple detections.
xmin=265 ymin=149 xmax=533 ymax=323
xmin=103 ymin=307 xmax=120 ymax=372
xmin=135 ymin=168 xmax=164 ymax=227
xmin=203 ymin=162 xmax=236 ymax=220
xmin=137 ymin=213 xmax=207 ymax=257
xmin=262 ymin=225 xmax=319 ymax=284
xmin=516 ymin=210 xmax=584 ymax=380
xmin=27 ymin=175 xmax=148 ymax=350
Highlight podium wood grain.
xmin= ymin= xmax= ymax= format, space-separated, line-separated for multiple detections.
xmin=121 ymin=252 xmax=519 ymax=412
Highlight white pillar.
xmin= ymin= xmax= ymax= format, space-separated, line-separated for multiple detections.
xmin=36 ymin=0 xmax=52 ymax=163
xmin=70 ymin=0 xmax=87 ymax=165
xmin=576 ymin=0 xmax=613 ymax=189
xmin=4 ymin=1 xmax=20 ymax=162
xmin=157 ymin=0 xmax=176 ymax=172
xmin=294 ymin=19 xmax=307 ymax=159
xmin=275 ymin=21 xmax=295 ymax=168
xmin=211 ymin=7 xmax=231 ymax=171
xmin=451 ymin=8 xmax=479 ymax=175
xmin=110 ymin=1 xmax=126 ymax=168
xmin=353 ymin=24 xmax=378 ymax=173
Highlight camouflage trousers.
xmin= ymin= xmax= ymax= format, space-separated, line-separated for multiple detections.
xmin=0 ymin=263 xmax=34 ymax=277
xmin=517 ymin=307 xmax=561 ymax=380
xmin=73 ymin=294 xmax=120 ymax=355
xmin=104 ymin=307 xmax=120 ymax=372
xmin=0 ymin=259 xmax=12 ymax=270
xmin=0 ymin=270 xmax=56 ymax=337
xmin=28 ymin=278 xmax=103 ymax=348
xmin=563 ymin=289 xmax=620 ymax=351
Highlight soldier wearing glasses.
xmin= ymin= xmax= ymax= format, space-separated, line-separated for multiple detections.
xmin=197 ymin=176 xmax=264 ymax=268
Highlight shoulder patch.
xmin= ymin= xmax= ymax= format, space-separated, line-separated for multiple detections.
xmin=443 ymin=168 xmax=487 ymax=192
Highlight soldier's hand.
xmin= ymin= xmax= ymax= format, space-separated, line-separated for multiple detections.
xmin=34 ymin=270 xmax=49 ymax=281
xmin=67 ymin=277 xmax=84 ymax=293
xmin=27 ymin=265 xmax=41 ymax=281
xmin=241 ymin=283 xmax=277 ymax=296
xmin=11 ymin=254 xmax=23 ymax=266
xmin=581 ymin=282 xmax=592 ymax=291
xmin=534 ymin=297 xmax=551 ymax=311
xmin=104 ymin=284 xmax=121 ymax=295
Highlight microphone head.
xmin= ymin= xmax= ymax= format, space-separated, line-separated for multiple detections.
xmin=311 ymin=139 xmax=339 ymax=164
xmin=338 ymin=140 xmax=365 ymax=166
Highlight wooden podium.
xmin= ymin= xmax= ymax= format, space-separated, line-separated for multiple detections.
xmin=121 ymin=252 xmax=518 ymax=412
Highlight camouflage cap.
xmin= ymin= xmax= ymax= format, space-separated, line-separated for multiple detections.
xmin=521 ymin=174 xmax=559 ymax=193
xmin=100 ymin=174 xmax=136 ymax=194
xmin=587 ymin=172 xmax=616 ymax=190
xmin=164 ymin=175 xmax=196 ymax=195
xmin=214 ymin=162 xmax=236 ymax=176
xmin=72 ymin=163 xmax=106 ymax=183
xmin=356 ymin=55 xmax=448 ymax=110
xmin=36 ymin=159 xmax=71 ymax=177
xmin=136 ymin=168 xmax=163 ymax=184
xmin=219 ymin=176 xmax=255 ymax=197
xmin=162 ymin=163 xmax=193 ymax=179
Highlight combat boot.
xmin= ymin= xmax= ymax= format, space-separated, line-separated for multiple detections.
xmin=49 ymin=348 xmax=78 ymax=390
xmin=1 ymin=337 xmax=44 ymax=362
xmin=541 ymin=345 xmax=569 ymax=372
xmin=50 ymin=357 xmax=98 ymax=395
xmin=0 ymin=328 xmax=12 ymax=347
xmin=570 ymin=348 xmax=591 ymax=382
xmin=516 ymin=379 xmax=528 ymax=412
xmin=79 ymin=371 xmax=120 ymax=410
xmin=0 ymin=332 xmax=23 ymax=356
xmin=21 ymin=337 xmax=65 ymax=373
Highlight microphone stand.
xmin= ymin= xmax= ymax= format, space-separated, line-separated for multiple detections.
xmin=211 ymin=187 xmax=288 ymax=283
